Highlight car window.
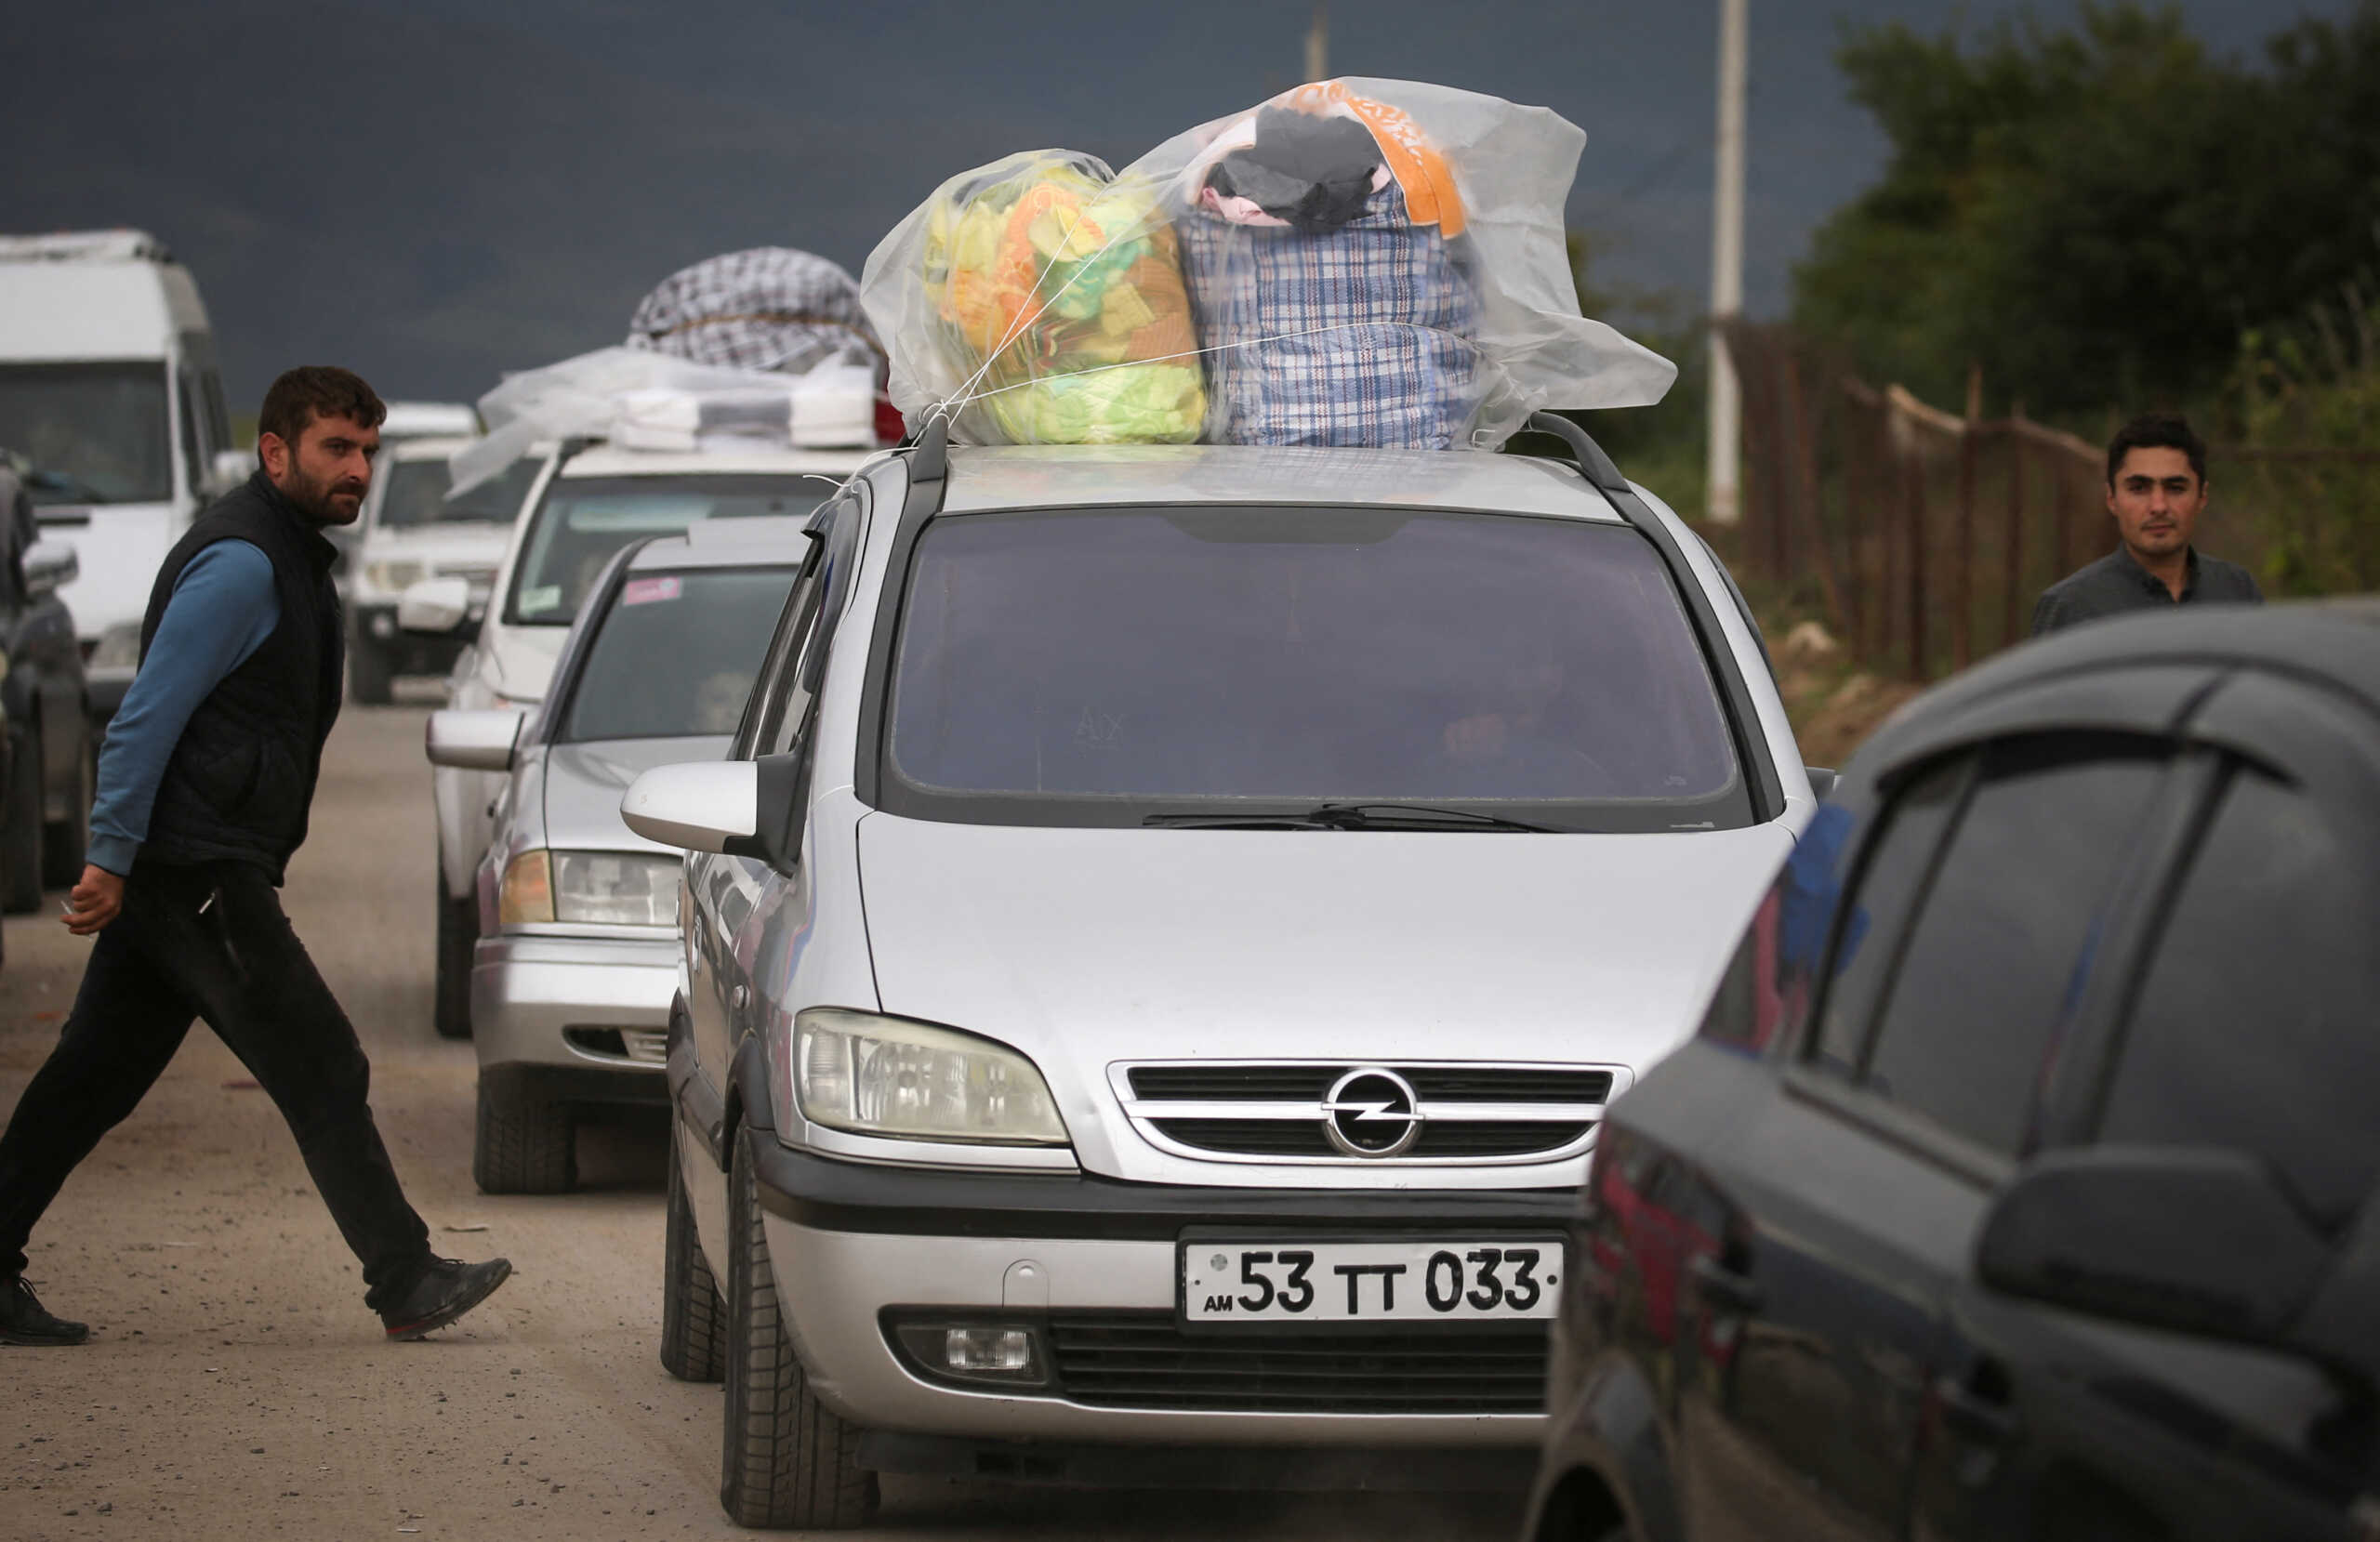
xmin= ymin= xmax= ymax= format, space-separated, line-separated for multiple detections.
xmin=734 ymin=546 xmax=828 ymax=761
xmin=377 ymin=456 xmax=540 ymax=530
xmin=2099 ymin=766 xmax=2380 ymax=1231
xmin=557 ymin=566 xmax=798 ymax=743
xmin=0 ymin=362 xmax=172 ymax=506
xmin=1808 ymin=757 xmax=1968 ymax=1074
xmin=1859 ymin=735 xmax=2171 ymax=1156
xmin=880 ymin=506 xmax=1746 ymax=830
xmin=506 ymin=473 xmax=834 ymax=626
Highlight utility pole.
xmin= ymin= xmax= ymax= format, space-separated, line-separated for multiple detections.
xmin=1305 ymin=1 xmax=1329 ymax=83
xmin=1707 ymin=0 xmax=1748 ymax=524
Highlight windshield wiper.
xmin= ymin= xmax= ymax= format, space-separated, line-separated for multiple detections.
xmin=1144 ymin=802 xmax=1555 ymax=833
xmin=23 ymin=467 xmax=111 ymax=504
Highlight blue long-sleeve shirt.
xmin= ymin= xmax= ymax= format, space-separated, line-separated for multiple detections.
xmin=86 ymin=541 xmax=281 ymax=876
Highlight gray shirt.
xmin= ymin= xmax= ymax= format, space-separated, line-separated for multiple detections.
xmin=2030 ymin=546 xmax=2263 ymax=637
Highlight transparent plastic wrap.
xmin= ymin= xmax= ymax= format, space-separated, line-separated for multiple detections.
xmin=863 ymin=80 xmax=1675 ymax=448
xmin=449 ymin=347 xmax=876 ymax=495
xmin=864 ymin=152 xmax=1206 ymax=445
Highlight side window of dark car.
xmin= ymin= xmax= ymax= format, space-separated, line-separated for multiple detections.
xmin=2098 ymin=765 xmax=2380 ymax=1232
xmin=1851 ymin=734 xmax=2172 ymax=1156
xmin=1805 ymin=756 xmax=1970 ymax=1073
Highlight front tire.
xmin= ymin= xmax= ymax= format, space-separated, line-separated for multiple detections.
xmin=1 ymin=724 xmax=46 ymax=914
xmin=721 ymin=1130 xmax=876 ymax=1530
xmin=433 ymin=875 xmax=475 ymax=1039
xmin=41 ymin=718 xmax=92 ymax=890
xmin=472 ymin=1074 xmax=576 ymax=1195
xmin=347 ymin=632 xmax=394 ymax=705
xmin=660 ymin=1127 xmax=726 ymax=1382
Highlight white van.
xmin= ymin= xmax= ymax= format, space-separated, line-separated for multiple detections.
xmin=0 ymin=231 xmax=240 ymax=718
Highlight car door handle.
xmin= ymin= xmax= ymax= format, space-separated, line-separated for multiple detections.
xmin=1934 ymin=1374 xmax=2020 ymax=1445
xmin=1689 ymin=1254 xmax=1762 ymax=1314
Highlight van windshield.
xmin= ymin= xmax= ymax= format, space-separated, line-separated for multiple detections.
xmin=0 ymin=362 xmax=172 ymax=506
xmin=506 ymin=473 xmax=832 ymax=626
xmin=377 ymin=456 xmax=539 ymax=529
xmin=881 ymin=506 xmax=1750 ymax=832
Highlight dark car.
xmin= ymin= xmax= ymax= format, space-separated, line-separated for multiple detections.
xmin=1525 ymin=600 xmax=2380 ymax=1542
xmin=0 ymin=459 xmax=95 ymax=914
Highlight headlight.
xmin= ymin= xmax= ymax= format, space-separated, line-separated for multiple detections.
xmin=788 ymin=1008 xmax=1068 ymax=1146
xmin=363 ymin=559 xmax=427 ymax=596
xmin=89 ymin=622 xmax=141 ymax=672
xmin=552 ymin=850 xmax=680 ymax=927
xmin=500 ymin=849 xmax=680 ymax=928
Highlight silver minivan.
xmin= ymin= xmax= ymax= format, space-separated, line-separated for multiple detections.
xmin=622 ymin=419 xmax=1815 ymax=1529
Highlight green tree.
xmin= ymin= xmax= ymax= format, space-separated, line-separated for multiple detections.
xmin=1795 ymin=1 xmax=2380 ymax=417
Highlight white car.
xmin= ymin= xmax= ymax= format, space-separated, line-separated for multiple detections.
xmin=344 ymin=436 xmax=540 ymax=704
xmin=418 ymin=441 xmax=872 ymax=1038
xmin=621 ymin=416 xmax=1818 ymax=1527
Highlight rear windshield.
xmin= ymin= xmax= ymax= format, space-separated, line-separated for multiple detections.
xmin=881 ymin=506 xmax=1747 ymax=831
xmin=376 ymin=455 xmax=540 ymax=530
xmin=0 ymin=362 xmax=171 ymax=506
xmin=507 ymin=472 xmax=832 ymax=626
xmin=559 ymin=566 xmax=797 ymax=743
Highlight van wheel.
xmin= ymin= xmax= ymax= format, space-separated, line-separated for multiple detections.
xmin=660 ymin=1127 xmax=726 ymax=1382
xmin=42 ymin=720 xmax=93 ymax=890
xmin=472 ymin=1075 xmax=576 ymax=1194
xmin=433 ymin=876 xmax=475 ymax=1039
xmin=721 ymin=1130 xmax=877 ymax=1530
xmin=1 ymin=724 xmax=46 ymax=914
xmin=348 ymin=635 xmax=394 ymax=705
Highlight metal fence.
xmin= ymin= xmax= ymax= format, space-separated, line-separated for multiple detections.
xmin=1720 ymin=320 xmax=2380 ymax=682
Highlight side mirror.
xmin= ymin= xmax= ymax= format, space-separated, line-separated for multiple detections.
xmin=398 ymin=575 xmax=473 ymax=635
xmin=621 ymin=761 xmax=759 ymax=854
xmin=1805 ymin=767 xmax=1838 ymax=801
xmin=21 ymin=539 xmax=78 ymax=599
xmin=1977 ymin=1146 xmax=2331 ymax=1346
xmin=205 ymin=448 xmax=253 ymax=498
xmin=425 ymin=707 xmax=524 ymax=771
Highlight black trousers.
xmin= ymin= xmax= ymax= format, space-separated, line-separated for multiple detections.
xmin=0 ymin=858 xmax=431 ymax=1312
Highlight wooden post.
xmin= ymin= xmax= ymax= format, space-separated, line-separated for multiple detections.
xmin=2003 ymin=403 xmax=2027 ymax=648
xmin=1905 ymin=423 xmax=1928 ymax=681
xmin=1953 ymin=364 xmax=1980 ymax=670
xmin=2054 ymin=453 xmax=2076 ymax=583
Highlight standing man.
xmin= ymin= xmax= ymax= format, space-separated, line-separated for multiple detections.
xmin=2030 ymin=413 xmax=2262 ymax=636
xmin=0 ymin=367 xmax=510 ymax=1346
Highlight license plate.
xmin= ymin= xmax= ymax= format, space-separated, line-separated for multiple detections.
xmin=1180 ymin=1237 xmax=1567 ymax=1325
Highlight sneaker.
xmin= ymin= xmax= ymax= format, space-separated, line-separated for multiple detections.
xmin=379 ymin=1256 xmax=513 ymax=1341
xmin=1 ymin=1275 xmax=89 ymax=1346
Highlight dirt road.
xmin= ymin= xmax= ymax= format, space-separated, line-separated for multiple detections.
xmin=0 ymin=704 xmax=1524 ymax=1541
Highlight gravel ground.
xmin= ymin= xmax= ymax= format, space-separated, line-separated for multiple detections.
xmin=0 ymin=701 xmax=1524 ymax=1541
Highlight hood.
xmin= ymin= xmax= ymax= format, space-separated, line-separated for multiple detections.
xmin=541 ymin=735 xmax=732 ymax=853
xmin=857 ymin=814 xmax=1794 ymax=1075
xmin=483 ymin=623 xmax=567 ymax=704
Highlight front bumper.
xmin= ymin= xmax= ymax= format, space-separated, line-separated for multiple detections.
xmin=470 ymin=932 xmax=676 ymax=1100
xmin=747 ymin=1138 xmax=1568 ymax=1450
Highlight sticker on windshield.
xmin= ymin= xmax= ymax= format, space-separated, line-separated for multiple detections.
xmin=621 ymin=576 xmax=683 ymax=606
xmin=521 ymin=584 xmax=562 ymax=615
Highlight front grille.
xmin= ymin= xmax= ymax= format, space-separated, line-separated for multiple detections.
xmin=1045 ymin=1312 xmax=1548 ymax=1414
xmin=1117 ymin=1061 xmax=1621 ymax=1166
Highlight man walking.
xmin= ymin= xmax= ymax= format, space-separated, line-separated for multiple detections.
xmin=2030 ymin=413 xmax=2262 ymax=635
xmin=0 ymin=367 xmax=510 ymax=1345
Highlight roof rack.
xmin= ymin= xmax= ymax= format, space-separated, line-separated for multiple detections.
xmin=897 ymin=413 xmax=951 ymax=522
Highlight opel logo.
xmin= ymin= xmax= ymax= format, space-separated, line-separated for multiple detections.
xmin=1321 ymin=1068 xmax=1424 ymax=1159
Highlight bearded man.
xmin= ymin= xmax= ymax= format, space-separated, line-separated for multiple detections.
xmin=0 ymin=366 xmax=510 ymax=1345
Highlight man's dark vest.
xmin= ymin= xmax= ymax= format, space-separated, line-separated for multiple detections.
xmin=138 ymin=471 xmax=345 ymax=882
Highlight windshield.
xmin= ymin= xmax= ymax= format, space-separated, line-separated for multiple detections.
xmin=560 ymin=567 xmax=797 ymax=742
xmin=0 ymin=362 xmax=172 ymax=506
xmin=376 ymin=455 xmax=539 ymax=530
xmin=507 ymin=472 xmax=831 ymax=626
xmin=882 ymin=506 xmax=1747 ymax=831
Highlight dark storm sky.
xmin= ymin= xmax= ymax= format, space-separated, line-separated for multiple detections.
xmin=7 ymin=0 xmax=2346 ymax=407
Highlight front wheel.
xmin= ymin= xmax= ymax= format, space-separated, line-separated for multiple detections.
xmin=721 ymin=1131 xmax=876 ymax=1530
xmin=433 ymin=875 xmax=475 ymax=1039
xmin=41 ymin=718 xmax=93 ymax=890
xmin=1 ymin=724 xmax=46 ymax=914
xmin=660 ymin=1127 xmax=726 ymax=1382
xmin=472 ymin=1074 xmax=576 ymax=1195
xmin=347 ymin=632 xmax=394 ymax=705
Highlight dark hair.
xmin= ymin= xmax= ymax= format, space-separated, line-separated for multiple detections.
xmin=257 ymin=365 xmax=385 ymax=452
xmin=2105 ymin=413 xmax=2206 ymax=487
